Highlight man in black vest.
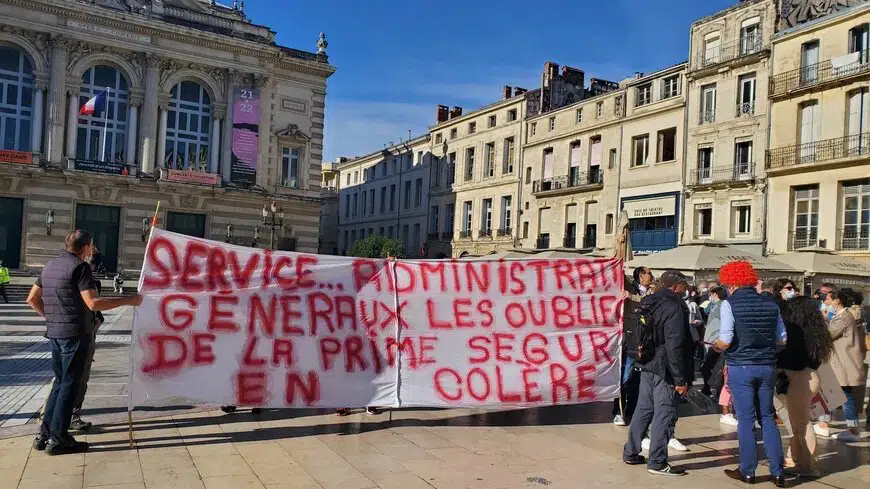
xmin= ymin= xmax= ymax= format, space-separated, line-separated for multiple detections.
xmin=623 ymin=270 xmax=693 ymax=477
xmin=714 ymin=261 xmax=786 ymax=487
xmin=26 ymin=230 xmax=142 ymax=455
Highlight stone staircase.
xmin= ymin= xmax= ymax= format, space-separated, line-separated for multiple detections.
xmin=3 ymin=277 xmax=135 ymax=304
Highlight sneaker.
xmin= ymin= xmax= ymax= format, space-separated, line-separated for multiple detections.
xmin=813 ymin=424 xmax=831 ymax=438
xmin=335 ymin=408 xmax=351 ymax=416
xmin=220 ymin=406 xmax=237 ymax=414
xmin=720 ymin=413 xmax=739 ymax=426
xmin=613 ymin=414 xmax=626 ymax=426
xmin=668 ymin=438 xmax=689 ymax=452
xmin=623 ymin=454 xmax=646 ymax=465
xmin=32 ymin=436 xmax=47 ymax=451
xmin=366 ymin=407 xmax=380 ymax=415
xmin=641 ymin=438 xmax=650 ymax=451
xmin=45 ymin=438 xmax=89 ymax=456
xmin=70 ymin=417 xmax=92 ymax=432
xmin=835 ymin=430 xmax=860 ymax=442
xmin=647 ymin=465 xmax=687 ymax=477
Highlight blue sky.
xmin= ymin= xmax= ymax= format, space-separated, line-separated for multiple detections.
xmin=241 ymin=0 xmax=737 ymax=161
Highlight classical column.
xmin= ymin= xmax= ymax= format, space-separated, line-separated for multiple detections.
xmin=126 ymin=102 xmax=139 ymax=168
xmin=220 ymin=70 xmax=241 ymax=183
xmin=45 ymin=36 xmax=68 ymax=164
xmin=209 ymin=107 xmax=223 ymax=174
xmin=254 ymin=74 xmax=271 ymax=188
xmin=139 ymin=55 xmax=160 ymax=174
xmin=155 ymin=105 xmax=168 ymax=170
xmin=65 ymin=90 xmax=78 ymax=159
xmin=31 ymin=83 xmax=45 ymax=154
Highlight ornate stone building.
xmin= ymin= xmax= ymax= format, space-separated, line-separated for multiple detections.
xmin=0 ymin=0 xmax=334 ymax=272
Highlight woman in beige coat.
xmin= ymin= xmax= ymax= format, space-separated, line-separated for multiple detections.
xmin=816 ymin=290 xmax=868 ymax=442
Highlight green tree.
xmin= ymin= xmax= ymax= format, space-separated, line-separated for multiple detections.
xmin=346 ymin=234 xmax=406 ymax=258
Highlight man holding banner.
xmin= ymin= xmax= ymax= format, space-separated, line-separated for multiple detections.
xmin=26 ymin=230 xmax=142 ymax=456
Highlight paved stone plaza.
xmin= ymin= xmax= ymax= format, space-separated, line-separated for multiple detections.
xmin=0 ymin=306 xmax=868 ymax=489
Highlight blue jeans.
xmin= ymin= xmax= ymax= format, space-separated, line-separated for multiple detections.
xmin=40 ymin=336 xmax=90 ymax=442
xmin=820 ymin=386 xmax=865 ymax=428
xmin=727 ymin=364 xmax=784 ymax=477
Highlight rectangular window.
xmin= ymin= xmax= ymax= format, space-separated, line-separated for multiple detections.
xmin=662 ymin=75 xmax=680 ymax=99
xmin=379 ymin=186 xmax=386 ymax=213
xmin=525 ymin=167 xmax=532 ymax=184
xmin=576 ymin=108 xmax=583 ymax=124
xmin=740 ymin=21 xmax=761 ymax=55
xmin=737 ymin=73 xmax=757 ymax=117
xmin=450 ymin=128 xmax=457 ymax=140
xmin=590 ymin=136 xmax=602 ymax=169
xmin=369 ymin=189 xmax=375 ymax=214
xmin=700 ymin=84 xmax=716 ymax=124
xmin=435 ymin=133 xmax=442 ymax=144
xmin=657 ymin=127 xmax=676 ymax=162
xmin=704 ymin=33 xmax=721 ymax=65
xmin=430 ymin=205 xmax=439 ymax=233
xmin=850 ymin=24 xmax=869 ymax=62
xmin=488 ymin=115 xmax=496 ymax=128
xmin=522 ymin=221 xmax=529 ymax=239
xmin=484 ymin=142 xmax=495 ymax=177
xmin=530 ymin=122 xmax=537 ymax=136
xmin=596 ymin=101 xmax=603 ymax=118
xmin=412 ymin=224 xmax=420 ymax=252
xmin=361 ymin=191 xmax=367 ymax=216
xmin=847 ymin=88 xmax=869 ymax=155
xmin=801 ymin=40 xmax=820 ymax=85
xmin=389 ymin=184 xmax=396 ymax=211
xmin=403 ymin=180 xmax=411 ymax=209
xmin=280 ymin=147 xmax=301 ymax=187
xmin=344 ymin=195 xmax=350 ymax=218
xmin=431 ymin=155 xmax=441 ymax=187
xmin=468 ymin=121 xmax=476 ymax=134
xmin=445 ymin=203 xmax=455 ymax=236
xmin=353 ymin=171 xmax=358 ymax=184
xmin=462 ymin=201 xmax=473 ymax=233
xmin=387 ymin=226 xmax=393 ymax=238
xmin=732 ymin=203 xmax=752 ymax=236
xmin=351 ymin=230 xmax=357 ymax=243
xmin=735 ymin=141 xmax=753 ymax=178
xmin=698 ymin=147 xmax=713 ymax=182
xmin=799 ymin=100 xmax=821 ymax=162
xmin=636 ymin=83 xmax=652 ymax=106
xmin=542 ymin=148 xmax=554 ymax=184
xmin=569 ymin=142 xmax=582 ymax=185
xmin=481 ymin=198 xmax=493 ymax=234
xmin=352 ymin=193 xmax=358 ymax=216
xmin=507 ymin=109 xmax=517 ymax=122
xmin=793 ymin=186 xmax=819 ymax=249
xmin=402 ymin=225 xmax=410 ymax=249
xmin=696 ymin=205 xmax=713 ymax=237
xmin=414 ymin=178 xmax=423 ymax=207
xmin=346 ymin=174 xmax=350 ymax=186
xmin=343 ymin=231 xmax=348 ymax=250
xmin=631 ymin=134 xmax=649 ymax=167
xmin=605 ymin=213 xmax=614 ymax=234
xmin=447 ymin=152 xmax=456 ymax=185
xmin=501 ymin=196 xmax=512 ymax=233
xmin=842 ymin=180 xmax=870 ymax=250
xmin=416 ymin=151 xmax=423 ymax=166
xmin=392 ymin=159 xmax=397 ymax=174
xmin=465 ymin=147 xmax=475 ymax=181
xmin=608 ymin=148 xmax=617 ymax=169
xmin=381 ymin=162 xmax=387 ymax=177
xmin=549 ymin=117 xmax=555 ymax=131
xmin=502 ymin=137 xmax=515 ymax=174
xmin=379 ymin=227 xmax=384 ymax=236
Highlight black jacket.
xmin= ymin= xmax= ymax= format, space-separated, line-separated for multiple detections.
xmin=640 ymin=288 xmax=694 ymax=386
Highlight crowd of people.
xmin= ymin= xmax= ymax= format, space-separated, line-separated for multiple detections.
xmin=618 ymin=263 xmax=869 ymax=486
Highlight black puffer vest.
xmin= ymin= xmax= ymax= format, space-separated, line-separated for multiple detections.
xmin=41 ymin=252 xmax=91 ymax=339
xmin=725 ymin=287 xmax=780 ymax=366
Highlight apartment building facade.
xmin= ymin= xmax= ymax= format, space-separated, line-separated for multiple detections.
xmin=766 ymin=2 xmax=870 ymax=264
xmin=336 ymin=136 xmax=432 ymax=257
xmin=426 ymin=95 xmax=526 ymax=258
xmin=684 ymin=0 xmax=777 ymax=254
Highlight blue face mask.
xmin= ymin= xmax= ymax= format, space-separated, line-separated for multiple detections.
xmin=784 ymin=290 xmax=796 ymax=300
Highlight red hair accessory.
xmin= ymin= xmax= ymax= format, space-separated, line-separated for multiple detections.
xmin=719 ymin=261 xmax=758 ymax=287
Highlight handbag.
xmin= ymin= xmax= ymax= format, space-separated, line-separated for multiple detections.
xmin=775 ymin=370 xmax=790 ymax=395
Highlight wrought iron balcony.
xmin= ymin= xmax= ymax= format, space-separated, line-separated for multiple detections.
xmin=427 ymin=232 xmax=440 ymax=241
xmin=693 ymin=34 xmax=765 ymax=72
xmin=459 ymin=230 xmax=472 ymax=239
xmin=736 ymin=101 xmax=756 ymax=117
xmin=688 ymin=162 xmax=755 ymax=186
xmin=840 ymin=227 xmax=869 ymax=251
xmin=536 ymin=235 xmax=551 ymax=250
xmin=479 ymin=228 xmax=493 ymax=238
xmin=563 ymin=235 xmax=576 ymax=248
xmin=771 ymin=51 xmax=870 ymax=98
xmin=440 ymin=231 xmax=453 ymax=241
xmin=532 ymin=171 xmax=604 ymax=195
xmin=496 ymin=227 xmax=513 ymax=237
xmin=699 ymin=109 xmax=716 ymax=125
xmin=790 ymin=229 xmax=818 ymax=250
xmin=766 ymin=133 xmax=870 ymax=170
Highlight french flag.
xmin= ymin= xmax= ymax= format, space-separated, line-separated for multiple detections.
xmin=79 ymin=90 xmax=107 ymax=116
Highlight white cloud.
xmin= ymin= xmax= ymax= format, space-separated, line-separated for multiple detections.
xmin=324 ymin=99 xmax=434 ymax=161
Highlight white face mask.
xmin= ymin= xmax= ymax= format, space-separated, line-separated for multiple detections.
xmin=784 ymin=290 xmax=796 ymax=299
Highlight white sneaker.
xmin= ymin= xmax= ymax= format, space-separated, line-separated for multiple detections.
xmin=835 ymin=430 xmax=860 ymax=442
xmin=613 ymin=415 xmax=627 ymax=426
xmin=668 ymin=438 xmax=689 ymax=452
xmin=641 ymin=438 xmax=650 ymax=451
xmin=813 ymin=424 xmax=831 ymax=438
xmin=720 ymin=414 xmax=739 ymax=426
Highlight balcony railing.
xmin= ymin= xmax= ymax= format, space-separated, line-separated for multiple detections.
xmin=689 ymin=162 xmax=755 ymax=186
xmin=532 ymin=171 xmax=604 ymax=194
xmin=583 ymin=235 xmax=597 ymax=249
xmin=479 ymin=228 xmax=493 ymax=238
xmin=427 ymin=232 xmax=440 ymax=241
xmin=840 ymin=227 xmax=869 ymax=251
xmin=440 ymin=231 xmax=453 ymax=241
xmin=496 ymin=227 xmax=512 ymax=237
xmin=459 ymin=230 xmax=472 ymax=239
xmin=790 ymin=229 xmax=818 ymax=250
xmin=699 ymin=109 xmax=716 ymax=125
xmin=771 ymin=51 xmax=870 ymax=97
xmin=766 ymin=133 xmax=870 ymax=170
xmin=536 ymin=235 xmax=551 ymax=249
xmin=736 ymin=101 xmax=756 ymax=117
xmin=563 ymin=235 xmax=576 ymax=248
xmin=694 ymin=34 xmax=764 ymax=71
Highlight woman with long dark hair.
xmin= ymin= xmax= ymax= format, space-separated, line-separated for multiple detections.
xmin=778 ymin=296 xmax=835 ymax=472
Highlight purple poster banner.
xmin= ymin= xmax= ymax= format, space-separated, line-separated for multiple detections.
xmin=230 ymin=87 xmax=260 ymax=184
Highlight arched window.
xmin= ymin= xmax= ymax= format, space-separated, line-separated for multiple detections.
xmin=165 ymin=81 xmax=211 ymax=171
xmin=0 ymin=46 xmax=34 ymax=152
xmin=77 ymin=65 xmax=129 ymax=162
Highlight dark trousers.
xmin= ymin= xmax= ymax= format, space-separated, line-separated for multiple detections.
xmin=623 ymin=371 xmax=679 ymax=470
xmin=612 ymin=356 xmax=640 ymax=420
xmin=40 ymin=336 xmax=90 ymax=442
xmin=0 ymin=284 xmax=8 ymax=304
xmin=701 ymin=349 xmax=722 ymax=392
xmin=73 ymin=332 xmax=97 ymax=416
xmin=727 ymin=364 xmax=784 ymax=477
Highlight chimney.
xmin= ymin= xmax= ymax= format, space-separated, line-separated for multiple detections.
xmin=635 ymin=72 xmax=644 ymax=79
xmin=544 ymin=61 xmax=560 ymax=82
xmin=436 ymin=104 xmax=449 ymax=123
xmin=503 ymin=85 xmax=513 ymax=99
xmin=561 ymin=66 xmax=585 ymax=88
xmin=514 ymin=87 xmax=527 ymax=96
xmin=449 ymin=106 xmax=463 ymax=119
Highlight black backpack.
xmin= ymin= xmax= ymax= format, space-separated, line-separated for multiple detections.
xmin=624 ymin=299 xmax=657 ymax=364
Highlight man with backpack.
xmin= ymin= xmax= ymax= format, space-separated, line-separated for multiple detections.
xmin=622 ymin=270 xmax=694 ymax=477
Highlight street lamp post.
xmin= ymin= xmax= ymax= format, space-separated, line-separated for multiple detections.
xmin=252 ymin=225 xmax=260 ymax=248
xmin=141 ymin=217 xmax=150 ymax=242
xmin=262 ymin=201 xmax=284 ymax=250
xmin=225 ymin=223 xmax=234 ymax=243
xmin=45 ymin=209 xmax=54 ymax=236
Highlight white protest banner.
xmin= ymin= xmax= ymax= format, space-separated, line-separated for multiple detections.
xmin=130 ymin=229 xmax=623 ymax=409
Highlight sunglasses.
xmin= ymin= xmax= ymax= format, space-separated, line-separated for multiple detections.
xmin=784 ymin=285 xmax=794 ymax=290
